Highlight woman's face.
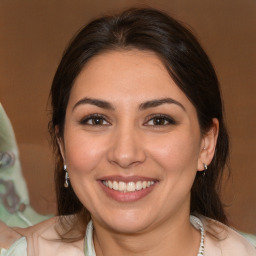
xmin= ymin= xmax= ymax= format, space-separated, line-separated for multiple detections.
xmin=60 ymin=50 xmax=213 ymax=234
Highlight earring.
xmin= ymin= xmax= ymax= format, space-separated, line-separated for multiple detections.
xmin=64 ymin=164 xmax=69 ymax=188
xmin=203 ymin=163 xmax=208 ymax=176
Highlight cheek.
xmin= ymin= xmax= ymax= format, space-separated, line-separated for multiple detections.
xmin=64 ymin=131 xmax=108 ymax=177
xmin=63 ymin=131 xmax=110 ymax=210
xmin=147 ymin=131 xmax=201 ymax=209
xmin=146 ymin=130 xmax=201 ymax=175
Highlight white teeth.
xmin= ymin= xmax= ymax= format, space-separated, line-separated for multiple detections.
xmin=119 ymin=181 xmax=126 ymax=191
xmin=127 ymin=182 xmax=136 ymax=192
xmin=102 ymin=180 xmax=155 ymax=192
xmin=135 ymin=181 xmax=142 ymax=190
xmin=113 ymin=181 xmax=119 ymax=190
xmin=108 ymin=180 xmax=113 ymax=189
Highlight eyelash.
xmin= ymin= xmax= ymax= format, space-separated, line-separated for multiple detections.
xmin=79 ymin=114 xmax=176 ymax=127
xmin=79 ymin=114 xmax=111 ymax=126
xmin=144 ymin=114 xmax=176 ymax=126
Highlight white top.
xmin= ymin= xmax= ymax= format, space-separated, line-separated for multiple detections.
xmin=0 ymin=237 xmax=26 ymax=256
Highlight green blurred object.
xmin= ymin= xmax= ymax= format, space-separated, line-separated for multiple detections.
xmin=0 ymin=103 xmax=51 ymax=227
xmin=239 ymin=232 xmax=256 ymax=247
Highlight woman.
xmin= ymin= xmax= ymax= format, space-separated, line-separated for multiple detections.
xmin=1 ymin=7 xmax=255 ymax=256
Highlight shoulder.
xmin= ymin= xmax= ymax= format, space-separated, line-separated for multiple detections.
xmin=23 ymin=216 xmax=84 ymax=256
xmin=0 ymin=221 xmax=22 ymax=249
xmin=0 ymin=221 xmax=27 ymax=256
xmin=1 ymin=216 xmax=85 ymax=256
xmin=202 ymin=217 xmax=256 ymax=256
xmin=0 ymin=237 xmax=27 ymax=256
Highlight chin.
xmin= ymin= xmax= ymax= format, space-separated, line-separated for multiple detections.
xmin=109 ymin=221 xmax=150 ymax=234
xmin=99 ymin=210 xmax=156 ymax=234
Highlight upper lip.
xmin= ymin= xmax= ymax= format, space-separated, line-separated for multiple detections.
xmin=98 ymin=175 xmax=158 ymax=183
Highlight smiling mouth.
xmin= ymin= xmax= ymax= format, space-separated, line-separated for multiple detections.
xmin=102 ymin=180 xmax=155 ymax=193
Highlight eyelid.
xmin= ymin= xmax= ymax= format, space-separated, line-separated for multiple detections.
xmin=144 ymin=114 xmax=176 ymax=126
xmin=79 ymin=113 xmax=111 ymax=125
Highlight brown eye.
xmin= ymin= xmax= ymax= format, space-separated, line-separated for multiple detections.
xmin=152 ymin=118 xmax=167 ymax=125
xmin=91 ymin=117 xmax=104 ymax=125
xmin=145 ymin=115 xmax=176 ymax=126
xmin=80 ymin=114 xmax=110 ymax=126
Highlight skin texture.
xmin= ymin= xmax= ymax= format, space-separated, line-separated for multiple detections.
xmin=58 ymin=50 xmax=218 ymax=255
xmin=0 ymin=221 xmax=21 ymax=249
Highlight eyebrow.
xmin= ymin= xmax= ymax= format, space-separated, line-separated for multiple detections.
xmin=72 ymin=97 xmax=186 ymax=112
xmin=139 ymin=98 xmax=186 ymax=111
xmin=72 ymin=98 xmax=115 ymax=111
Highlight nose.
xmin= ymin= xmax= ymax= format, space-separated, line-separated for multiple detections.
xmin=107 ymin=125 xmax=146 ymax=168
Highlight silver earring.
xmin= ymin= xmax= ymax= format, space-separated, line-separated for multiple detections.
xmin=203 ymin=163 xmax=207 ymax=176
xmin=64 ymin=164 xmax=69 ymax=188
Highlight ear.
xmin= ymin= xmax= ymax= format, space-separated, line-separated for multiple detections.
xmin=55 ymin=125 xmax=66 ymax=163
xmin=197 ymin=118 xmax=219 ymax=171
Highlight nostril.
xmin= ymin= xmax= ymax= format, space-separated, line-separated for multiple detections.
xmin=107 ymin=129 xmax=146 ymax=168
xmin=109 ymin=150 xmax=146 ymax=168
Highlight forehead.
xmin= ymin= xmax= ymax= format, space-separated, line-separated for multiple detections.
xmin=69 ymin=49 xmax=192 ymax=108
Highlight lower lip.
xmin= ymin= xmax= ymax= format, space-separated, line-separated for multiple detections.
xmin=98 ymin=181 xmax=156 ymax=202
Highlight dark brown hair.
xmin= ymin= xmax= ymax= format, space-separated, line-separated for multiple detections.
xmin=49 ymin=7 xmax=229 ymax=239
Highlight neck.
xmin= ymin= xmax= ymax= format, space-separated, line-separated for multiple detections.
xmin=92 ymin=215 xmax=201 ymax=256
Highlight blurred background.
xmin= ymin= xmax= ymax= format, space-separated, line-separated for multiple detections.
xmin=0 ymin=0 xmax=255 ymax=233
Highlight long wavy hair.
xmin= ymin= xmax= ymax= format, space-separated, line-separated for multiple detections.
xmin=48 ymin=7 xmax=229 ymax=240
